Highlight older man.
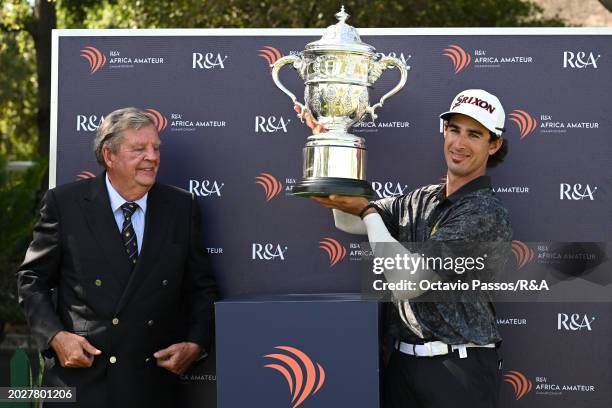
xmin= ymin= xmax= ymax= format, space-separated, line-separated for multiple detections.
xmin=17 ymin=107 xmax=217 ymax=407
xmin=301 ymin=89 xmax=512 ymax=408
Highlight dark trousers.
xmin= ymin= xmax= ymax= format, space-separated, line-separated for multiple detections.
xmin=383 ymin=347 xmax=502 ymax=408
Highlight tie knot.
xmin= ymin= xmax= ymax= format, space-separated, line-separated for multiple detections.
xmin=121 ymin=202 xmax=138 ymax=217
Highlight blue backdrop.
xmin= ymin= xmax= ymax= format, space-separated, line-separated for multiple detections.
xmin=52 ymin=29 xmax=612 ymax=408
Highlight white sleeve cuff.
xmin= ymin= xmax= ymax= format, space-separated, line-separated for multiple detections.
xmin=363 ymin=212 xmax=396 ymax=243
xmin=332 ymin=209 xmax=367 ymax=235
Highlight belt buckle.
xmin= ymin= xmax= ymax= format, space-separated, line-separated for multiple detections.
xmin=429 ymin=341 xmax=450 ymax=356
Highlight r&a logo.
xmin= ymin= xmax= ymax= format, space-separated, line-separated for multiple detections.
xmin=319 ymin=238 xmax=346 ymax=267
xmin=263 ymin=345 xmax=325 ymax=408
xmin=80 ymin=46 xmax=107 ymax=74
xmin=504 ymin=370 xmax=532 ymax=400
xmin=255 ymin=116 xmax=290 ymax=133
xmin=76 ymin=171 xmax=96 ymax=180
xmin=512 ymin=240 xmax=534 ymax=270
xmin=255 ymin=173 xmax=283 ymax=201
xmin=192 ymin=52 xmax=228 ymax=69
xmin=560 ymin=183 xmax=597 ymax=200
xmin=442 ymin=44 xmax=471 ymax=74
xmin=258 ymin=46 xmax=284 ymax=66
xmin=508 ymin=110 xmax=537 ymax=139
xmin=380 ymin=51 xmax=411 ymax=67
xmin=557 ymin=313 xmax=595 ymax=331
xmin=146 ymin=109 xmax=168 ymax=132
xmin=76 ymin=114 xmax=104 ymax=131
xmin=252 ymin=243 xmax=288 ymax=261
xmin=563 ymin=51 xmax=600 ymax=69
xmin=189 ymin=180 xmax=224 ymax=197
xmin=371 ymin=181 xmax=408 ymax=198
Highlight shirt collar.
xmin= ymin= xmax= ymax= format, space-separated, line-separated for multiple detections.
xmin=438 ymin=175 xmax=492 ymax=204
xmin=105 ymin=173 xmax=148 ymax=214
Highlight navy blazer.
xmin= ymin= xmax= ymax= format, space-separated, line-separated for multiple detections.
xmin=17 ymin=174 xmax=217 ymax=407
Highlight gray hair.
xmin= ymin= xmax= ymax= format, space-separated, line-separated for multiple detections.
xmin=93 ymin=107 xmax=157 ymax=167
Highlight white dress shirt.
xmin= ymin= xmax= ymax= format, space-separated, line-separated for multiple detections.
xmin=105 ymin=174 xmax=147 ymax=254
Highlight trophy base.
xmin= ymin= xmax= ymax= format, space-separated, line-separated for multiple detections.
xmin=292 ymin=177 xmax=374 ymax=198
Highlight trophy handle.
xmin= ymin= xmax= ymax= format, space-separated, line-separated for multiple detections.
xmin=271 ymin=54 xmax=308 ymax=118
xmin=365 ymin=55 xmax=409 ymax=121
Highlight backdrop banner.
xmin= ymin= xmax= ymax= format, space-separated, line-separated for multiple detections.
xmin=52 ymin=28 xmax=612 ymax=408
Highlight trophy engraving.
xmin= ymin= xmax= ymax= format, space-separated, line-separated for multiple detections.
xmin=271 ymin=6 xmax=408 ymax=197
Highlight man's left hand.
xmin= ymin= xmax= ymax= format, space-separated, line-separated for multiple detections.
xmin=154 ymin=342 xmax=202 ymax=375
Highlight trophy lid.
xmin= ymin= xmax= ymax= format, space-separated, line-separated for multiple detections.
xmin=305 ymin=6 xmax=375 ymax=54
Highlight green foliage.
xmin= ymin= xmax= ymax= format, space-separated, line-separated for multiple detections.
xmin=0 ymin=2 xmax=37 ymax=161
xmin=56 ymin=0 xmax=565 ymax=29
xmin=0 ymin=156 xmax=47 ymax=324
xmin=0 ymin=1 xmax=32 ymax=30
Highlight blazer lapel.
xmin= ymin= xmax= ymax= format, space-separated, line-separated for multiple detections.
xmin=80 ymin=173 xmax=132 ymax=287
xmin=114 ymin=183 xmax=171 ymax=314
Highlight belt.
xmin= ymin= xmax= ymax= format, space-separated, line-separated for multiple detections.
xmin=394 ymin=340 xmax=496 ymax=359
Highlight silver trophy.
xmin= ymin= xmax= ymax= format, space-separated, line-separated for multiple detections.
xmin=271 ymin=6 xmax=408 ymax=197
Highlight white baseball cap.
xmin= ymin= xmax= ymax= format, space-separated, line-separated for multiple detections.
xmin=439 ymin=89 xmax=505 ymax=136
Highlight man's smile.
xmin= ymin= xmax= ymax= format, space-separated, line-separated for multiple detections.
xmin=448 ymin=149 xmax=470 ymax=161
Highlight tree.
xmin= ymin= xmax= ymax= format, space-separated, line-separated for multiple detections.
xmin=65 ymin=0 xmax=565 ymax=29
xmin=0 ymin=3 xmax=37 ymax=161
xmin=0 ymin=0 xmax=55 ymax=162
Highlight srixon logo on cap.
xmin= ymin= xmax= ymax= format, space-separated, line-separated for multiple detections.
xmin=452 ymin=95 xmax=496 ymax=114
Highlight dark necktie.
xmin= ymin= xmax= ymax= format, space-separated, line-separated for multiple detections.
xmin=120 ymin=202 xmax=139 ymax=268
